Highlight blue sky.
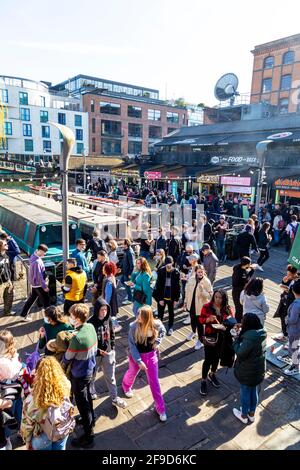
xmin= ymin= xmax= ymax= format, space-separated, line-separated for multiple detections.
xmin=1 ymin=0 xmax=300 ymax=105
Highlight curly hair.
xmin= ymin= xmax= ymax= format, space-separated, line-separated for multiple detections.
xmin=32 ymin=356 xmax=70 ymax=409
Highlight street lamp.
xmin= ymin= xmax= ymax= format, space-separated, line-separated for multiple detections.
xmin=50 ymin=122 xmax=75 ymax=276
xmin=255 ymin=140 xmax=273 ymax=214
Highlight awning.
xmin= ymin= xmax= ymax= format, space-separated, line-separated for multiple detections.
xmin=215 ymin=130 xmax=300 ymax=145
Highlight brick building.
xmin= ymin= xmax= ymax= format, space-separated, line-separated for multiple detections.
xmin=250 ymin=33 xmax=300 ymax=114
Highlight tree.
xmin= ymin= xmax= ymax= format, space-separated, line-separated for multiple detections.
xmin=174 ymin=97 xmax=187 ymax=107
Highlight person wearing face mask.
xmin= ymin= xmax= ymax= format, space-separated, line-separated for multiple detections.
xmin=184 ymin=265 xmax=213 ymax=350
xmin=153 ymin=256 xmax=180 ymax=336
xmin=38 ymin=306 xmax=73 ymax=356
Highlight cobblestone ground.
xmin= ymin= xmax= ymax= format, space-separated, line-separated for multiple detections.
xmin=0 ymin=248 xmax=299 ymax=450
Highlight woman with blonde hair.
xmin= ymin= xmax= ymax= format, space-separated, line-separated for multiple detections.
xmin=154 ymin=249 xmax=166 ymax=271
xmin=122 ymin=306 xmax=167 ymax=421
xmin=128 ymin=257 xmax=153 ymax=317
xmin=21 ymin=356 xmax=74 ymax=450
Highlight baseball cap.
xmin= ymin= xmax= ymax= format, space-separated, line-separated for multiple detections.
xmin=187 ymin=253 xmax=199 ymax=262
xmin=202 ymin=243 xmax=211 ymax=250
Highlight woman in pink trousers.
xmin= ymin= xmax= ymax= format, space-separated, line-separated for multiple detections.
xmin=122 ymin=305 xmax=167 ymax=421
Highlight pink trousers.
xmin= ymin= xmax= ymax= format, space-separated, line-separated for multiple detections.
xmin=122 ymin=350 xmax=165 ymax=414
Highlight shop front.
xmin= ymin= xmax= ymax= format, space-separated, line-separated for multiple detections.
xmin=111 ymin=167 xmax=141 ymax=185
xmin=196 ymin=174 xmax=221 ymax=196
xmin=274 ymin=178 xmax=300 ymax=204
xmin=220 ymin=176 xmax=255 ymax=203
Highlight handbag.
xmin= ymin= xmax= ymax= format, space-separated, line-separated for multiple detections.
xmin=133 ymin=289 xmax=146 ymax=304
xmin=202 ymin=324 xmax=219 ymax=347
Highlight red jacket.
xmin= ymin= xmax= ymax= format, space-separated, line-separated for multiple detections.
xmin=199 ymin=301 xmax=234 ymax=336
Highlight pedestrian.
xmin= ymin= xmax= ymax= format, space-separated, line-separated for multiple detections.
xmin=0 ymin=232 xmax=21 ymax=281
xmin=38 ymin=306 xmax=73 ymax=356
xmin=240 ymin=278 xmax=269 ymax=326
xmin=62 ymin=303 xmax=97 ymax=449
xmin=273 ymin=265 xmax=298 ymax=342
xmin=168 ymin=226 xmax=182 ymax=265
xmin=285 ymin=215 xmax=299 ymax=253
xmin=122 ymin=306 xmax=167 ymax=422
xmin=106 ymin=235 xmax=119 ymax=265
xmin=0 ymin=398 xmax=13 ymax=450
xmin=88 ymin=298 xmax=127 ymax=407
xmin=154 ymin=228 xmax=167 ymax=253
xmin=85 ymin=230 xmax=106 ymax=262
xmin=236 ymin=225 xmax=258 ymax=259
xmin=153 ymin=256 xmax=180 ymax=336
xmin=214 ymin=215 xmax=228 ymax=262
xmin=71 ymin=239 xmax=90 ymax=277
xmin=272 ymin=211 xmax=284 ymax=246
xmin=231 ymin=257 xmax=255 ymax=323
xmin=139 ymin=225 xmax=153 ymax=260
xmin=199 ymin=289 xmax=234 ymax=396
xmin=62 ymin=258 xmax=87 ymax=315
xmin=129 ymin=257 xmax=152 ymax=317
xmin=181 ymin=223 xmax=190 ymax=250
xmin=91 ymin=250 xmax=108 ymax=302
xmin=178 ymin=244 xmax=194 ymax=306
xmin=121 ymin=239 xmax=135 ymax=305
xmin=20 ymin=244 xmax=50 ymax=322
xmin=184 ymin=264 xmax=213 ymax=350
xmin=257 ymin=222 xmax=272 ymax=271
xmin=103 ymin=262 xmax=121 ymax=333
xmin=201 ymin=243 xmax=219 ymax=285
xmin=21 ymin=356 xmax=74 ymax=450
xmin=190 ymin=219 xmax=201 ymax=254
xmin=0 ymin=240 xmax=14 ymax=316
xmin=232 ymin=313 xmax=266 ymax=424
xmin=282 ymin=281 xmax=300 ymax=376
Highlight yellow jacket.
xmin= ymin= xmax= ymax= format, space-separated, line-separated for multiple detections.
xmin=64 ymin=268 xmax=87 ymax=301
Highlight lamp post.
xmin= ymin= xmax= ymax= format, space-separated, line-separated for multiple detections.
xmin=255 ymin=140 xmax=273 ymax=215
xmin=50 ymin=122 xmax=75 ymax=277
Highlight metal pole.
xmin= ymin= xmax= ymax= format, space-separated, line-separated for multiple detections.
xmin=255 ymin=140 xmax=273 ymax=214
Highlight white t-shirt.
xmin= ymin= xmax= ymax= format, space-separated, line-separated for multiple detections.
xmin=286 ymin=221 xmax=298 ymax=239
xmin=0 ymin=353 xmax=23 ymax=381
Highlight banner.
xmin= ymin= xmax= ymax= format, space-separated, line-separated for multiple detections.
xmin=288 ymin=228 xmax=300 ymax=269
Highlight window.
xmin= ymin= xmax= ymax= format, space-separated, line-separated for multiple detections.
xmin=24 ymin=139 xmax=33 ymax=152
xmin=148 ymin=126 xmax=162 ymax=139
xmin=76 ymin=129 xmax=83 ymax=140
xmin=74 ymin=115 xmax=82 ymax=126
xmin=20 ymin=108 xmax=30 ymax=121
xmin=92 ymin=138 xmax=96 ymax=152
xmin=40 ymin=110 xmax=48 ymax=122
xmin=91 ymin=100 xmax=95 ymax=113
xmin=148 ymin=109 xmax=161 ymax=121
xmin=40 ymin=96 xmax=46 ymax=107
xmin=279 ymin=98 xmax=289 ymax=114
xmin=4 ymin=122 xmax=12 ymax=136
xmin=262 ymin=78 xmax=272 ymax=93
xmin=92 ymin=118 xmax=96 ymax=133
xmin=0 ymin=139 xmax=8 ymax=150
xmin=101 ymin=120 xmax=122 ymax=136
xmin=43 ymin=141 xmax=51 ymax=152
xmin=58 ymin=113 xmax=66 ymax=125
xmin=19 ymin=92 xmax=28 ymax=105
xmin=77 ymin=142 xmax=84 ymax=154
xmin=281 ymin=74 xmax=292 ymax=90
xmin=283 ymin=51 xmax=295 ymax=65
xmin=264 ymin=56 xmax=274 ymax=69
xmin=59 ymin=131 xmax=63 ymax=139
xmin=23 ymin=124 xmax=32 ymax=137
xmin=101 ymin=139 xmax=121 ymax=154
xmin=128 ymin=141 xmax=142 ymax=154
xmin=128 ymin=123 xmax=142 ymax=138
xmin=167 ymin=112 xmax=179 ymax=123
xmin=128 ymin=105 xmax=142 ymax=118
xmin=42 ymin=125 xmax=50 ymax=138
xmin=100 ymin=102 xmax=121 ymax=115
xmin=167 ymin=127 xmax=176 ymax=134
xmin=1 ymin=89 xmax=8 ymax=103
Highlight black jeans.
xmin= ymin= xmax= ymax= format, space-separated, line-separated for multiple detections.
xmin=157 ymin=300 xmax=175 ymax=329
xmin=190 ymin=312 xmax=203 ymax=340
xmin=202 ymin=343 xmax=221 ymax=379
xmin=71 ymin=376 xmax=94 ymax=438
xmin=64 ymin=299 xmax=83 ymax=315
xmin=0 ymin=411 xmax=6 ymax=448
xmin=257 ymin=248 xmax=270 ymax=267
xmin=20 ymin=287 xmax=50 ymax=317
xmin=232 ymin=289 xmax=243 ymax=324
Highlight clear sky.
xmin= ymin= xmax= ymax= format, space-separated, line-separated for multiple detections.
xmin=1 ymin=0 xmax=300 ymax=106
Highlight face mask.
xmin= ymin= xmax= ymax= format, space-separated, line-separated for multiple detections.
xmin=44 ymin=318 xmax=50 ymax=324
xmin=69 ymin=317 xmax=80 ymax=328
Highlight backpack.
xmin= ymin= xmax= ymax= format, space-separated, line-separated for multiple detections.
xmin=278 ymin=219 xmax=284 ymax=230
xmin=25 ymin=342 xmax=41 ymax=373
xmin=290 ymin=223 xmax=299 ymax=240
xmin=41 ymin=397 xmax=75 ymax=442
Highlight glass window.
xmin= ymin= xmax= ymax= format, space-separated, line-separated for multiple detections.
xmin=100 ymin=102 xmax=121 ymax=115
xmin=4 ymin=122 xmax=12 ymax=136
xmin=58 ymin=113 xmax=66 ymax=125
xmin=279 ymin=98 xmax=289 ymax=114
xmin=92 ymin=118 xmax=96 ymax=133
xmin=148 ymin=109 xmax=161 ymax=121
xmin=23 ymin=124 xmax=32 ymax=137
xmin=0 ymin=139 xmax=8 ymax=150
xmin=40 ymin=96 xmax=46 ymax=107
xmin=101 ymin=120 xmax=122 ymax=136
xmin=262 ymin=78 xmax=272 ymax=93
xmin=283 ymin=51 xmax=295 ymax=65
xmin=264 ymin=56 xmax=274 ymax=69
xmin=40 ymin=110 xmax=48 ymax=122
xmin=19 ymin=92 xmax=28 ymax=105
xmin=24 ymin=139 xmax=33 ymax=151
xmin=42 ymin=125 xmax=50 ymax=138
xmin=148 ymin=126 xmax=162 ymax=139
xmin=281 ymin=74 xmax=292 ymax=90
xmin=128 ymin=141 xmax=142 ymax=154
xmin=43 ymin=140 xmax=52 ymax=152
xmin=20 ymin=108 xmax=30 ymax=121
xmin=59 ymin=131 xmax=63 ymax=139
xmin=91 ymin=100 xmax=95 ymax=113
xmin=74 ymin=115 xmax=82 ymax=126
xmin=167 ymin=127 xmax=176 ymax=134
xmin=128 ymin=123 xmax=142 ymax=137
xmin=167 ymin=112 xmax=179 ymax=123
xmin=77 ymin=142 xmax=84 ymax=154
xmin=128 ymin=105 xmax=142 ymax=118
xmin=1 ymin=89 xmax=8 ymax=103
xmin=101 ymin=138 xmax=121 ymax=155
xmin=92 ymin=138 xmax=96 ymax=152
xmin=76 ymin=129 xmax=83 ymax=140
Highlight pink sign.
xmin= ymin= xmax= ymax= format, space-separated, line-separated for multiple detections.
xmin=144 ymin=171 xmax=161 ymax=180
xmin=221 ymin=176 xmax=251 ymax=186
xmin=225 ymin=185 xmax=252 ymax=194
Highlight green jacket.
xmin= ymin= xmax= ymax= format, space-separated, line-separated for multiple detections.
xmin=233 ymin=329 xmax=267 ymax=386
xmin=131 ymin=271 xmax=152 ymax=307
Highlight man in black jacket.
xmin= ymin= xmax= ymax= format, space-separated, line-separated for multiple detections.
xmin=153 ymin=256 xmax=181 ymax=336
xmin=168 ymin=226 xmax=182 ymax=265
xmin=91 ymin=250 xmax=108 ymax=301
xmin=85 ymin=230 xmax=106 ymax=261
xmin=231 ymin=257 xmax=255 ymax=323
xmin=236 ymin=225 xmax=259 ymax=259
xmin=121 ymin=239 xmax=135 ymax=305
xmin=154 ymin=228 xmax=168 ymax=252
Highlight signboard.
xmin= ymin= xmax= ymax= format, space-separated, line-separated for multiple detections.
xmin=210 ymin=155 xmax=258 ymax=165
xmin=275 ymin=178 xmax=300 ymax=191
xmin=267 ymin=132 xmax=293 ymax=140
xmin=197 ymin=175 xmax=220 ymax=184
xmin=221 ymin=176 xmax=251 ymax=186
xmin=288 ymin=228 xmax=300 ymax=270
xmin=225 ymin=185 xmax=252 ymax=194
xmin=144 ymin=171 xmax=161 ymax=180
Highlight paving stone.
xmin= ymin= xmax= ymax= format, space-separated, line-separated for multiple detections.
xmin=258 ymin=426 xmax=300 ymax=450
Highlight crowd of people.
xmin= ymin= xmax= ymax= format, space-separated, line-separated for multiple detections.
xmin=0 ymin=192 xmax=300 ymax=451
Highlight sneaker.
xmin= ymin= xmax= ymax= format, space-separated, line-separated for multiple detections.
xmin=256 ymin=266 xmax=264 ymax=272
xmin=159 ymin=413 xmax=167 ymax=422
xmin=123 ymin=389 xmax=134 ymax=398
xmin=233 ymin=408 xmax=248 ymax=424
xmin=122 ymin=300 xmax=132 ymax=306
xmin=5 ymin=438 xmax=12 ymax=450
xmin=167 ymin=328 xmax=174 ymax=336
xmin=91 ymin=393 xmax=98 ymax=400
xmin=207 ymin=372 xmax=220 ymax=388
xmin=4 ymin=311 xmax=16 ymax=316
xmin=278 ymin=355 xmax=292 ymax=365
xmin=194 ymin=340 xmax=203 ymax=350
xmin=112 ymin=397 xmax=127 ymax=409
xmin=71 ymin=434 xmax=94 ymax=449
xmin=186 ymin=331 xmax=196 ymax=341
xmin=182 ymin=317 xmax=191 ymax=325
xmin=283 ymin=364 xmax=299 ymax=376
xmin=200 ymin=380 xmax=207 ymax=396
xmin=239 ymin=408 xmax=255 ymax=423
xmin=20 ymin=315 xmax=32 ymax=322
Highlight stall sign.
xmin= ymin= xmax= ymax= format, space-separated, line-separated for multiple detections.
xmin=275 ymin=178 xmax=300 ymax=191
xmin=210 ymin=155 xmax=258 ymax=165
xmin=144 ymin=171 xmax=162 ymax=180
xmin=225 ymin=185 xmax=252 ymax=194
xmin=197 ymin=175 xmax=220 ymax=184
xmin=221 ymin=176 xmax=251 ymax=186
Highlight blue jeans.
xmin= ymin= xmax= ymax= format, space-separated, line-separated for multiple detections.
xmin=216 ymin=239 xmax=226 ymax=261
xmin=240 ymin=384 xmax=259 ymax=416
xmin=273 ymin=229 xmax=280 ymax=245
xmin=133 ymin=301 xmax=140 ymax=317
xmin=121 ymin=274 xmax=133 ymax=302
xmin=31 ymin=432 xmax=68 ymax=450
xmin=5 ymin=397 xmax=23 ymax=438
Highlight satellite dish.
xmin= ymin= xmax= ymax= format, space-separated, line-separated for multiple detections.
xmin=214 ymin=73 xmax=239 ymax=103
